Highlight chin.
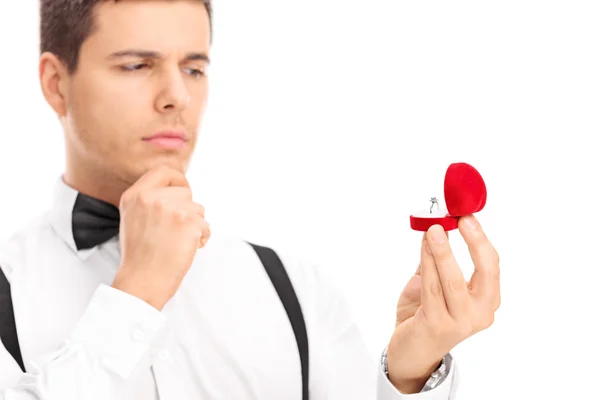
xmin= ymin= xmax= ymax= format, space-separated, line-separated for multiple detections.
xmin=116 ymin=153 xmax=191 ymax=185
xmin=142 ymin=157 xmax=190 ymax=175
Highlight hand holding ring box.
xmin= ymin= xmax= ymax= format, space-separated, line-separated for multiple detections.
xmin=410 ymin=162 xmax=487 ymax=232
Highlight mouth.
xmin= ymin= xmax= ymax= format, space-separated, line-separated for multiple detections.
xmin=142 ymin=131 xmax=189 ymax=150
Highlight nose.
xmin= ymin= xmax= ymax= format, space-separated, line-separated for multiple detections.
xmin=154 ymin=69 xmax=190 ymax=113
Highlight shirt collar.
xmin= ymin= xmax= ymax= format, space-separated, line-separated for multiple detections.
xmin=49 ymin=177 xmax=99 ymax=260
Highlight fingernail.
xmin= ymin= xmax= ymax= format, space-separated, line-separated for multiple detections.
xmin=463 ymin=216 xmax=477 ymax=230
xmin=430 ymin=225 xmax=446 ymax=244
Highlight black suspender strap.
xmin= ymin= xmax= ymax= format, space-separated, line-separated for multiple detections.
xmin=0 ymin=245 xmax=309 ymax=399
xmin=248 ymin=243 xmax=309 ymax=400
xmin=0 ymin=265 xmax=25 ymax=372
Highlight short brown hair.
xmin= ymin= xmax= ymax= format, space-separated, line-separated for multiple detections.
xmin=40 ymin=0 xmax=213 ymax=73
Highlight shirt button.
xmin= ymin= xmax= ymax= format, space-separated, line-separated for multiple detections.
xmin=131 ymin=329 xmax=145 ymax=342
xmin=158 ymin=350 xmax=170 ymax=361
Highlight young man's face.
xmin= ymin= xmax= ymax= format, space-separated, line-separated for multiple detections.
xmin=58 ymin=0 xmax=211 ymax=183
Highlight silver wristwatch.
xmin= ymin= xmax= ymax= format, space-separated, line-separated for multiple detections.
xmin=380 ymin=347 xmax=452 ymax=393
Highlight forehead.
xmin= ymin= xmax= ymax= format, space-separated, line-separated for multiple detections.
xmin=87 ymin=1 xmax=211 ymax=54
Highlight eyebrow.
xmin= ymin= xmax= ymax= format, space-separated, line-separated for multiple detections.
xmin=107 ymin=49 xmax=210 ymax=63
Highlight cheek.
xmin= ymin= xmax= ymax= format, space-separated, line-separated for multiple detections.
xmin=71 ymin=83 xmax=147 ymax=147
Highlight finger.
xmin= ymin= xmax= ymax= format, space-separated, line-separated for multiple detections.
xmin=138 ymin=187 xmax=193 ymax=203
xmin=180 ymin=203 xmax=208 ymax=244
xmin=172 ymin=199 xmax=206 ymax=219
xmin=415 ymin=231 xmax=447 ymax=276
xmin=420 ymin=230 xmax=447 ymax=321
xmin=199 ymin=219 xmax=211 ymax=247
xmin=396 ymin=274 xmax=422 ymax=325
xmin=132 ymin=188 xmax=193 ymax=213
xmin=426 ymin=224 xmax=470 ymax=319
xmin=188 ymin=202 xmax=206 ymax=219
xmin=131 ymin=165 xmax=190 ymax=191
xmin=458 ymin=215 xmax=499 ymax=305
xmin=400 ymin=274 xmax=422 ymax=304
xmin=414 ymin=233 xmax=427 ymax=276
xmin=185 ymin=212 xmax=211 ymax=247
xmin=178 ymin=201 xmax=206 ymax=219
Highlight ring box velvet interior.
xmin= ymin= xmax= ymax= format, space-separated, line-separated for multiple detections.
xmin=410 ymin=162 xmax=487 ymax=232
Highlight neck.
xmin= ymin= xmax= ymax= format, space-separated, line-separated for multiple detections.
xmin=63 ymin=151 xmax=130 ymax=208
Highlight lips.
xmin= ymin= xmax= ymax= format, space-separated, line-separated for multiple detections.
xmin=143 ymin=131 xmax=188 ymax=149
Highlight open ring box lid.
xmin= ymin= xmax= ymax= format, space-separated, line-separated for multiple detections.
xmin=409 ymin=162 xmax=487 ymax=232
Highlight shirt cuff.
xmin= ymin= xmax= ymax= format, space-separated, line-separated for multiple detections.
xmin=68 ymin=283 xmax=167 ymax=379
xmin=376 ymin=354 xmax=457 ymax=399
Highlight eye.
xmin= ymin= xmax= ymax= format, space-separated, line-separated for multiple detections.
xmin=184 ymin=68 xmax=206 ymax=78
xmin=120 ymin=63 xmax=149 ymax=71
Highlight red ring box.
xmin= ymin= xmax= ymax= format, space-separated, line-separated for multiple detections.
xmin=409 ymin=162 xmax=487 ymax=232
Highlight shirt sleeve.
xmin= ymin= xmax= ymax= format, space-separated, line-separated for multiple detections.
xmin=0 ymin=284 xmax=166 ymax=400
xmin=376 ymin=354 xmax=459 ymax=399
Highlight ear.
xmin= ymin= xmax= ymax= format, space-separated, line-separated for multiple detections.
xmin=39 ymin=52 xmax=70 ymax=117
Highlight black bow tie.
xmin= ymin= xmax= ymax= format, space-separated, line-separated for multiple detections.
xmin=72 ymin=193 xmax=121 ymax=250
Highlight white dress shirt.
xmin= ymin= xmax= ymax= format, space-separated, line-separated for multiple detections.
xmin=0 ymin=178 xmax=458 ymax=399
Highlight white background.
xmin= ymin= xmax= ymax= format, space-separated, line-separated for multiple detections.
xmin=1 ymin=1 xmax=599 ymax=398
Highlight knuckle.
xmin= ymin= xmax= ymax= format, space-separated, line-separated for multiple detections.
xmin=444 ymin=279 xmax=465 ymax=295
xmin=137 ymin=192 xmax=152 ymax=207
xmin=435 ymin=248 xmax=454 ymax=265
xmin=428 ymin=281 xmax=443 ymax=298
xmin=154 ymin=198 xmax=169 ymax=212
xmin=173 ymin=209 xmax=189 ymax=223
xmin=192 ymin=227 xmax=204 ymax=242
xmin=120 ymin=191 xmax=135 ymax=208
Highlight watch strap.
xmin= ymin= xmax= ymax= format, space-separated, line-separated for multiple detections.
xmin=380 ymin=347 xmax=452 ymax=393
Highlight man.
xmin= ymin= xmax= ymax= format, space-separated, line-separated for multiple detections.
xmin=0 ymin=1 xmax=500 ymax=399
